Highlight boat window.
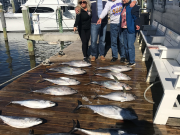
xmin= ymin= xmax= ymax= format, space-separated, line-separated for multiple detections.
xmin=68 ymin=7 xmax=75 ymax=10
xmin=29 ymin=7 xmax=54 ymax=13
xmin=61 ymin=6 xmax=66 ymax=12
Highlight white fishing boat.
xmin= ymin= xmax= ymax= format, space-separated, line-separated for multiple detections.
xmin=0 ymin=0 xmax=77 ymax=32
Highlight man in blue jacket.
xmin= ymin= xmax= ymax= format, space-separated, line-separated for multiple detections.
xmin=119 ymin=0 xmax=140 ymax=66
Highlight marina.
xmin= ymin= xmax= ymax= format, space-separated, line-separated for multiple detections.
xmin=0 ymin=0 xmax=180 ymax=134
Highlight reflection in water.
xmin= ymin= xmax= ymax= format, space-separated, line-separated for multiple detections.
xmin=0 ymin=33 xmax=72 ymax=89
xmin=5 ymin=41 xmax=13 ymax=75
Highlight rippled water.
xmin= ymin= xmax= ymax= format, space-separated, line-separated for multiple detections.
xmin=0 ymin=33 xmax=71 ymax=90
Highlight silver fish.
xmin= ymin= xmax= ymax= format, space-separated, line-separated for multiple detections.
xmin=95 ymin=72 xmax=131 ymax=80
xmin=74 ymin=101 xmax=138 ymax=120
xmin=74 ymin=128 xmax=137 ymax=135
xmin=32 ymin=86 xmax=77 ymax=96
xmin=9 ymin=99 xmax=56 ymax=109
xmin=0 ymin=115 xmax=42 ymax=128
xmin=61 ymin=60 xmax=91 ymax=67
xmin=49 ymin=67 xmax=86 ymax=75
xmin=88 ymin=80 xmax=132 ymax=90
xmin=97 ymin=65 xmax=132 ymax=73
xmin=44 ymin=77 xmax=80 ymax=85
xmin=94 ymin=92 xmax=137 ymax=102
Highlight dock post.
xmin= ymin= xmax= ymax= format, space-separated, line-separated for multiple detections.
xmin=0 ymin=3 xmax=8 ymax=41
xmin=57 ymin=6 xmax=64 ymax=53
xmin=22 ymin=6 xmax=35 ymax=55
xmin=11 ymin=0 xmax=16 ymax=13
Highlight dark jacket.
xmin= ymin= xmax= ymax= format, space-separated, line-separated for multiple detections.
xmin=74 ymin=9 xmax=92 ymax=29
xmin=119 ymin=1 xmax=140 ymax=33
xmin=90 ymin=0 xmax=108 ymax=24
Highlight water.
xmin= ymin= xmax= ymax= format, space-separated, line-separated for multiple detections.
xmin=0 ymin=33 xmax=71 ymax=90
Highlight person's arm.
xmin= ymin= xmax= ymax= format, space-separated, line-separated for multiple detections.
xmin=130 ymin=0 xmax=137 ymax=8
xmin=74 ymin=14 xmax=80 ymax=31
xmin=131 ymin=5 xmax=140 ymax=30
xmin=99 ymin=1 xmax=110 ymax=20
xmin=97 ymin=2 xmax=110 ymax=24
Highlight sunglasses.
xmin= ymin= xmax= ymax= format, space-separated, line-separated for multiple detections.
xmin=79 ymin=1 xmax=87 ymax=4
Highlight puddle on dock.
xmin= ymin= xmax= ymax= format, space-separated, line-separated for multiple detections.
xmin=0 ymin=33 xmax=72 ymax=89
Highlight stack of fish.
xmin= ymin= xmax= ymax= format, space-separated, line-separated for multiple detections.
xmin=1 ymin=60 xmax=137 ymax=135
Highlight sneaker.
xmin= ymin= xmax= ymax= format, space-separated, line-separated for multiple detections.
xmin=100 ymin=55 xmax=106 ymax=61
xmin=83 ymin=57 xmax=90 ymax=63
xmin=91 ymin=56 xmax=96 ymax=62
xmin=120 ymin=58 xmax=125 ymax=63
xmin=111 ymin=57 xmax=118 ymax=62
xmin=127 ymin=63 xmax=136 ymax=67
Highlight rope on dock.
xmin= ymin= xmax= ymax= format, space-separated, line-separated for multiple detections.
xmin=0 ymin=64 xmax=42 ymax=87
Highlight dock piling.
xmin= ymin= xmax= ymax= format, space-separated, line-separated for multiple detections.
xmin=11 ymin=0 xmax=16 ymax=13
xmin=57 ymin=6 xmax=63 ymax=33
xmin=22 ymin=6 xmax=35 ymax=55
xmin=0 ymin=2 xmax=8 ymax=41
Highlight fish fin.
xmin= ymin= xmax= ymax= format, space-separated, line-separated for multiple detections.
xmin=122 ymin=86 xmax=127 ymax=96
xmin=112 ymin=74 xmax=119 ymax=83
xmin=84 ymin=77 xmax=93 ymax=85
xmin=73 ymin=100 xmax=82 ymax=113
xmin=43 ymin=67 xmax=49 ymax=74
xmin=93 ymin=92 xmax=99 ymax=99
xmin=28 ymin=129 xmax=34 ymax=135
xmin=5 ymin=102 xmax=12 ymax=107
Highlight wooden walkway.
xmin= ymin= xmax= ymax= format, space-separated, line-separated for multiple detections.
xmin=0 ymin=36 xmax=180 ymax=135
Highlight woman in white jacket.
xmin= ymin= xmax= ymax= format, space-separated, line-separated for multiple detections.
xmin=97 ymin=0 xmax=136 ymax=62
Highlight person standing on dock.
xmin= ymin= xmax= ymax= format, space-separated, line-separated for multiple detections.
xmin=74 ymin=0 xmax=92 ymax=63
xmin=119 ymin=0 xmax=140 ymax=66
xmin=75 ymin=0 xmax=108 ymax=62
xmin=97 ymin=0 xmax=137 ymax=62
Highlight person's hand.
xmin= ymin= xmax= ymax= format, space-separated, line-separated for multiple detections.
xmin=75 ymin=7 xmax=80 ymax=14
xmin=136 ymin=25 xmax=140 ymax=30
xmin=130 ymin=1 xmax=136 ymax=7
xmin=96 ymin=18 xmax=102 ymax=25
xmin=73 ymin=27 xmax=77 ymax=32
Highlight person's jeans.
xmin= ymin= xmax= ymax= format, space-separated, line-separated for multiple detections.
xmin=91 ymin=23 xmax=107 ymax=57
xmin=110 ymin=23 xmax=125 ymax=58
xmin=123 ymin=28 xmax=136 ymax=63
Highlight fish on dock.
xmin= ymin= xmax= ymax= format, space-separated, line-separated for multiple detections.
xmin=73 ymin=120 xmax=137 ymax=135
xmin=86 ymin=80 xmax=132 ymax=90
xmin=0 ymin=115 xmax=42 ymax=128
xmin=73 ymin=100 xmax=138 ymax=120
xmin=95 ymin=72 xmax=131 ymax=80
xmin=7 ymin=99 xmax=56 ymax=109
xmin=94 ymin=92 xmax=137 ymax=102
xmin=97 ymin=65 xmax=132 ymax=73
xmin=48 ymin=67 xmax=86 ymax=75
xmin=29 ymin=120 xmax=79 ymax=135
xmin=61 ymin=60 xmax=91 ymax=67
xmin=43 ymin=77 xmax=80 ymax=85
xmin=31 ymin=86 xmax=78 ymax=96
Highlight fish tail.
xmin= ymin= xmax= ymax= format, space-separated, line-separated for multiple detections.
xmin=93 ymin=92 xmax=99 ymax=99
xmin=73 ymin=100 xmax=82 ymax=113
xmin=5 ymin=102 xmax=12 ymax=107
xmin=69 ymin=120 xmax=80 ymax=133
xmin=28 ymin=129 xmax=34 ymax=135
xmin=43 ymin=67 xmax=49 ymax=74
xmin=84 ymin=77 xmax=93 ymax=85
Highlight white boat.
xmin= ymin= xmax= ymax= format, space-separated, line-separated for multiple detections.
xmin=0 ymin=0 xmax=77 ymax=32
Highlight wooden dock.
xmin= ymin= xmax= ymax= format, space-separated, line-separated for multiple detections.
xmin=0 ymin=35 xmax=180 ymax=135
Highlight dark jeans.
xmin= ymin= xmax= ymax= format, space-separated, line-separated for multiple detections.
xmin=91 ymin=23 xmax=107 ymax=57
xmin=123 ymin=28 xmax=136 ymax=63
xmin=110 ymin=23 xmax=125 ymax=58
xmin=78 ymin=28 xmax=91 ymax=58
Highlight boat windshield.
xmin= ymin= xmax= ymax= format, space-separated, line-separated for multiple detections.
xmin=16 ymin=7 xmax=54 ymax=13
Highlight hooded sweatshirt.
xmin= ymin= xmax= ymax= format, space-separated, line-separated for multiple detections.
xmin=99 ymin=0 xmax=137 ymax=24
